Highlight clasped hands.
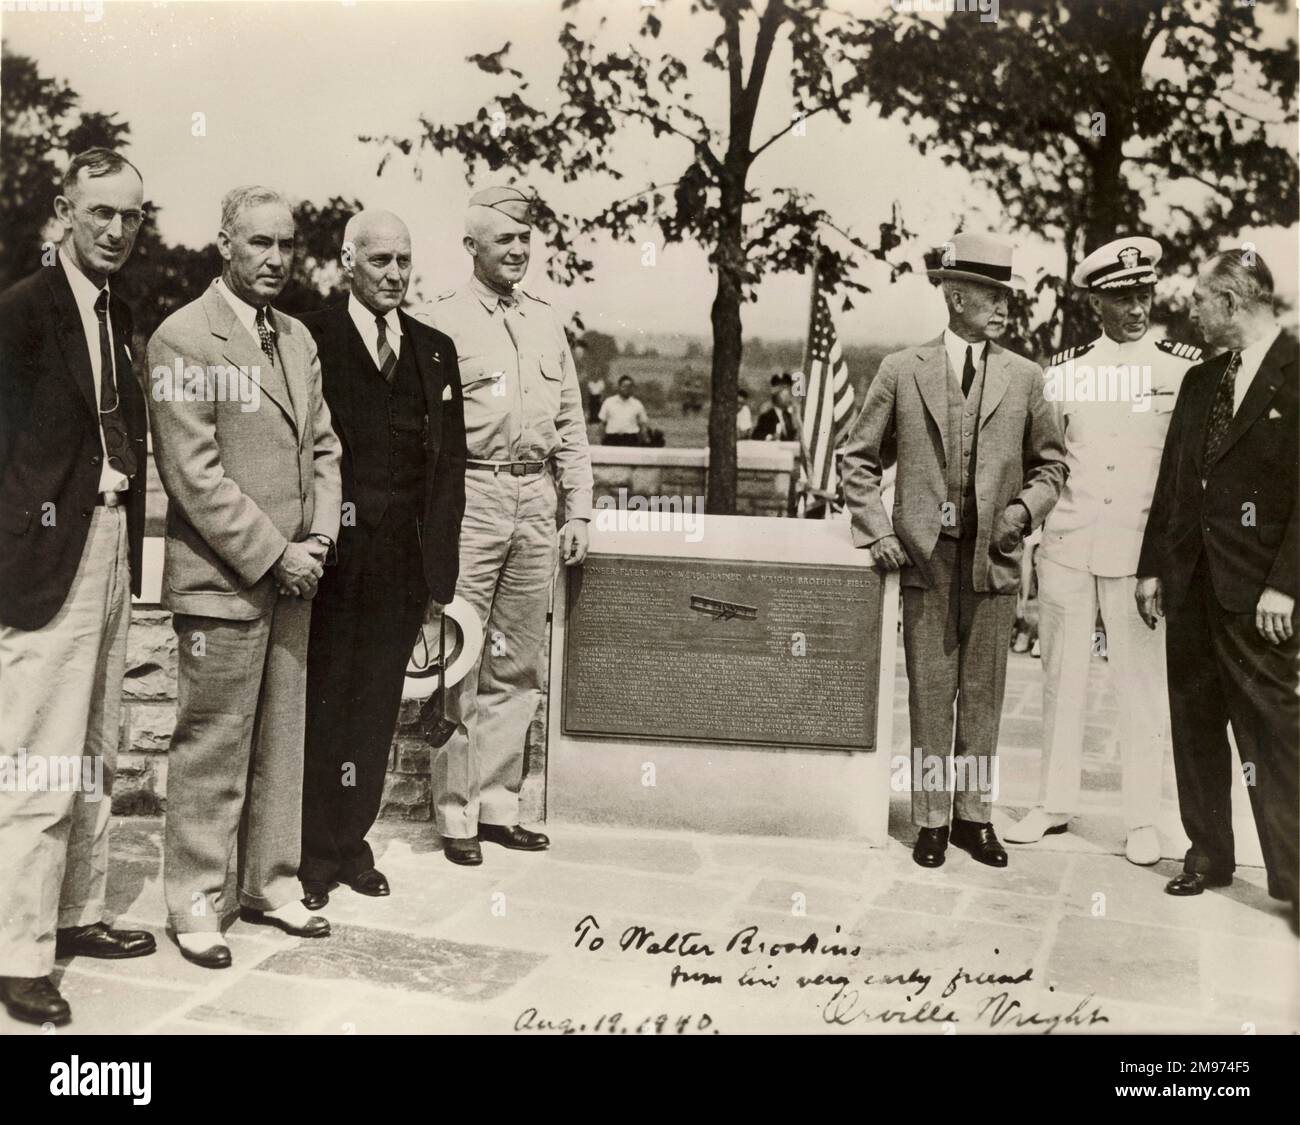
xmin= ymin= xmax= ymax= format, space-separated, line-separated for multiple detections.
xmin=273 ymin=537 xmax=329 ymax=599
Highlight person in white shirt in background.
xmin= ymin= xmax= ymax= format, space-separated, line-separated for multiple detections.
xmin=736 ymin=388 xmax=754 ymax=438
xmin=1007 ymin=236 xmax=1202 ymax=866
xmin=599 ymin=375 xmax=650 ymax=446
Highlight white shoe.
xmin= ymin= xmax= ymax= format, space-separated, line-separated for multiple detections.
xmin=1125 ymin=825 xmax=1161 ymax=866
xmin=263 ymin=900 xmax=315 ymax=929
xmin=176 ymin=931 xmax=227 ymax=955
xmin=1005 ymin=807 xmax=1070 ymax=843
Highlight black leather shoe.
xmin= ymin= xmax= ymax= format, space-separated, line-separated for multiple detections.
xmin=444 ymin=836 xmax=483 ymax=866
xmin=177 ymin=941 xmax=232 ymax=969
xmin=479 ymin=823 xmax=550 ymax=851
xmin=301 ymin=884 xmax=330 ymax=911
xmin=239 ymin=907 xmax=331 ymax=937
xmin=346 ymin=868 xmax=390 ymax=897
xmin=950 ymin=819 xmax=1008 ymax=868
xmin=1165 ymin=871 xmax=1232 ymax=896
xmin=0 ymin=976 xmax=71 ymax=1026
xmin=912 ymin=826 xmax=949 ymax=868
xmin=56 ymin=922 xmax=156 ymax=960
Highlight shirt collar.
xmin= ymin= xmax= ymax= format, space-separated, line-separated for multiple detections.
xmin=469 ymin=272 xmax=522 ymax=313
xmin=59 ymin=246 xmax=107 ymax=315
xmin=348 ymin=294 xmax=401 ymax=344
xmin=215 ymin=277 xmax=270 ymax=342
xmin=1237 ymin=324 xmax=1282 ymax=376
xmin=943 ymin=329 xmax=988 ymax=376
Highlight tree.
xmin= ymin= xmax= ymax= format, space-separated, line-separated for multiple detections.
xmin=363 ymin=0 xmax=910 ymax=512
xmin=860 ymin=0 xmax=1298 ymax=355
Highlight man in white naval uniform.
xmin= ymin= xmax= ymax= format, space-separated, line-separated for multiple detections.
xmin=1006 ymin=237 xmax=1201 ymax=864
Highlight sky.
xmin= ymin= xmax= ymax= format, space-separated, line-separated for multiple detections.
xmin=3 ymin=0 xmax=1297 ymax=347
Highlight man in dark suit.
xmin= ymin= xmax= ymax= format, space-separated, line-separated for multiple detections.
xmin=297 ymin=210 xmax=466 ymax=908
xmin=0 ymin=149 xmax=157 ymax=1027
xmin=1137 ymin=251 xmax=1297 ymax=925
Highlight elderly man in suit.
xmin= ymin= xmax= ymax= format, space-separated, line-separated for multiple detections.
xmin=148 ymin=185 xmax=342 ymax=967
xmin=842 ymin=233 xmax=1067 ymax=869
xmin=297 ymin=211 xmax=466 ymax=909
xmin=1137 ymin=251 xmax=1297 ymax=927
xmin=0 ymin=148 xmax=157 ymax=1027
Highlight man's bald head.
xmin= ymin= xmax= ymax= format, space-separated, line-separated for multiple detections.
xmin=342 ymin=208 xmax=412 ymax=315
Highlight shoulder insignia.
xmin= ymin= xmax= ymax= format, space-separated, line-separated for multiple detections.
xmin=1156 ymin=339 xmax=1203 ymax=362
xmin=434 ymin=289 xmax=457 ymax=302
xmin=519 ymin=289 xmax=550 ymax=306
xmin=1047 ymin=341 xmax=1094 ymax=368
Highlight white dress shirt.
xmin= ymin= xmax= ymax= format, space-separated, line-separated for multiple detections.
xmin=942 ymin=329 xmax=988 ymax=384
xmin=215 ymin=276 xmax=271 ymax=350
xmin=60 ymin=247 xmax=129 ymax=493
xmin=348 ymin=294 xmax=402 ymax=370
xmin=1232 ymin=325 xmax=1282 ymax=415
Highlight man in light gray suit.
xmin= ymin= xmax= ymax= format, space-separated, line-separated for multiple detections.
xmin=148 ymin=186 xmax=342 ymax=967
xmin=842 ymin=233 xmax=1067 ymax=870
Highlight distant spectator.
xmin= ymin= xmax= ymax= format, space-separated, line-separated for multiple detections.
xmin=599 ymin=375 xmax=649 ymax=446
xmin=574 ymin=339 xmax=604 ymax=423
xmin=736 ymin=388 xmax=754 ymax=438
xmin=752 ymin=381 xmax=801 ymax=442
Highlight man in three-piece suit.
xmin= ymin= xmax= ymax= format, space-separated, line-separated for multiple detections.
xmin=1137 ymin=251 xmax=1298 ymax=925
xmin=842 ymin=233 xmax=1068 ymax=870
xmin=0 ymin=148 xmax=158 ymax=1027
xmin=148 ymin=186 xmax=342 ymax=968
xmin=297 ymin=211 xmax=466 ymax=909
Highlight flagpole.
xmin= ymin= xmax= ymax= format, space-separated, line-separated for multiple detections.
xmin=794 ymin=246 xmax=821 ymax=517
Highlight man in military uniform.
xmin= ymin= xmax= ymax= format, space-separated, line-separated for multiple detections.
xmin=1007 ymin=237 xmax=1201 ymax=864
xmin=414 ymin=186 xmax=592 ymax=866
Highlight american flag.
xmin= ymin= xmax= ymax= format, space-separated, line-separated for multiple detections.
xmin=800 ymin=271 xmax=855 ymax=515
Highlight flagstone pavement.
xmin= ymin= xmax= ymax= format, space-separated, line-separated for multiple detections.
xmin=3 ymin=650 xmax=1295 ymax=1036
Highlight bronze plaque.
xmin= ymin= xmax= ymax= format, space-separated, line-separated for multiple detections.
xmin=562 ymin=554 xmax=882 ymax=750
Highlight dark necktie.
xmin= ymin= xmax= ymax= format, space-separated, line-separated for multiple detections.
xmin=962 ymin=344 xmax=976 ymax=398
xmin=376 ymin=315 xmax=397 ymax=384
xmin=92 ymin=289 xmax=137 ymax=480
xmin=1202 ymin=350 xmax=1242 ymax=465
xmin=254 ymin=306 xmax=276 ymax=366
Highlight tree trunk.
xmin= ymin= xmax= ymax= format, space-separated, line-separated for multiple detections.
xmin=706 ymin=174 xmax=746 ymax=515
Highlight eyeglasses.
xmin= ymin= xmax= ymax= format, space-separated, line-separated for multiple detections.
xmin=80 ymin=205 xmax=147 ymax=233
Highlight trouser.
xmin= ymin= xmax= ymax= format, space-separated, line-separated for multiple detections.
xmin=300 ymin=514 xmax=426 ymax=886
xmin=903 ymin=536 xmax=1016 ymax=828
xmin=164 ymin=594 xmax=311 ymax=933
xmin=602 ymin=433 xmax=640 ymax=447
xmin=0 ymin=507 xmax=129 ymax=978
xmin=434 ymin=469 xmax=558 ymax=838
xmin=1166 ymin=557 xmax=1299 ymax=902
xmin=1036 ymin=556 xmax=1167 ymax=828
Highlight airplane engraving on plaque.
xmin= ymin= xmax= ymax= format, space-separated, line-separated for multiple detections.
xmin=689 ymin=594 xmax=758 ymax=622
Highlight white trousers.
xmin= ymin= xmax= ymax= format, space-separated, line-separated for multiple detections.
xmin=1036 ymin=555 xmax=1168 ymax=829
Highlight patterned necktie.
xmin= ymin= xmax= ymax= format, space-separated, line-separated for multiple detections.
xmin=1202 ymin=350 xmax=1242 ymax=465
xmin=92 ymin=289 xmax=137 ymax=479
xmin=962 ymin=344 xmax=976 ymax=398
xmin=254 ymin=306 xmax=276 ymax=366
xmin=376 ymin=315 xmax=397 ymax=384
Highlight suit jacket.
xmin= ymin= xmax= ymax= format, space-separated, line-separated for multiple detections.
xmin=0 ymin=261 xmax=148 ymax=630
xmin=147 ymin=281 xmax=342 ymax=621
xmin=1138 ymin=332 xmax=1298 ymax=613
xmin=298 ymin=302 xmax=466 ymax=604
xmin=752 ymin=404 xmax=799 ymax=442
xmin=841 ymin=335 xmax=1068 ymax=593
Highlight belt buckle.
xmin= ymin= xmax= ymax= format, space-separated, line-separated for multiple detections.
xmin=510 ymin=463 xmax=526 ymax=477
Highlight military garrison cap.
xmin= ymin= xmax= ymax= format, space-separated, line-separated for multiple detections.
xmin=468 ymin=185 xmax=534 ymax=224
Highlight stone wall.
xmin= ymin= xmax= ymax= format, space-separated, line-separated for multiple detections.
xmin=114 ymin=444 xmax=796 ymax=819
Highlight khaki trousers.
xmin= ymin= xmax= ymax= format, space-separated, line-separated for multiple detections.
xmin=0 ymin=506 xmax=129 ymax=977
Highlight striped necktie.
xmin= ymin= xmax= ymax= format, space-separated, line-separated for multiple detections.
xmin=376 ymin=315 xmax=397 ymax=384
xmin=92 ymin=289 xmax=137 ymax=479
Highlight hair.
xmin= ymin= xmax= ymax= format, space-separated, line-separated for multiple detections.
xmin=738 ymin=388 xmax=749 ymax=400
xmin=61 ymin=148 xmax=141 ymax=197
xmin=220 ymin=185 xmax=289 ymax=234
xmin=1204 ymin=251 xmax=1274 ymax=311
xmin=618 ymin=375 xmax=633 ymax=386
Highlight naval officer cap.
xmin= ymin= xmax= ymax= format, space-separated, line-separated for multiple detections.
xmin=1073 ymin=236 xmax=1161 ymax=291
xmin=468 ymin=185 xmax=535 ymax=224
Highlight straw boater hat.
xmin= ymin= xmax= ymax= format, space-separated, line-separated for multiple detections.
xmin=1072 ymin=236 xmax=1162 ymax=292
xmin=402 ymin=595 xmax=484 ymax=701
xmin=927 ymin=232 xmax=1026 ymax=291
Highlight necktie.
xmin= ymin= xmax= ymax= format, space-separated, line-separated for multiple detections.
xmin=254 ymin=306 xmax=276 ymax=366
xmin=1202 ymin=350 xmax=1241 ymax=466
xmin=92 ymin=289 xmax=137 ymax=479
xmin=376 ymin=315 xmax=397 ymax=384
xmin=962 ymin=344 xmax=976 ymax=398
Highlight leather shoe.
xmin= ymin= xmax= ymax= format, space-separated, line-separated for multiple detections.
xmin=239 ymin=906 xmax=331 ymax=937
xmin=301 ymin=884 xmax=330 ymax=911
xmin=444 ymin=836 xmax=483 ymax=866
xmin=177 ymin=939 xmax=232 ymax=970
xmin=950 ymin=819 xmax=1008 ymax=867
xmin=479 ymin=823 xmax=550 ymax=851
xmin=346 ymin=868 xmax=390 ymax=897
xmin=56 ymin=922 xmax=156 ymax=960
xmin=1165 ymin=871 xmax=1232 ymax=896
xmin=0 ymin=976 xmax=71 ymax=1026
xmin=912 ymin=826 xmax=949 ymax=868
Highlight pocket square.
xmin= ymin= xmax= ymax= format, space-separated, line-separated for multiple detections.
xmin=1268 ymin=407 xmax=1283 ymax=420
xmin=441 ymin=385 xmax=453 ymax=402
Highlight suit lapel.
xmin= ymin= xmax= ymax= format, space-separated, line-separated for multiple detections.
xmin=398 ymin=309 xmax=437 ymax=418
xmin=912 ymin=337 xmax=948 ymax=453
xmin=268 ymin=307 xmax=306 ymax=430
xmin=205 ymin=284 xmax=297 ymax=432
xmin=978 ymin=344 xmax=1011 ymax=428
xmin=44 ymin=263 xmax=98 ymax=420
xmin=1209 ymin=333 xmax=1293 ymax=468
